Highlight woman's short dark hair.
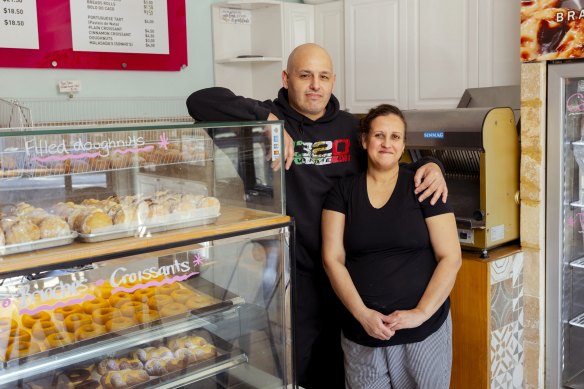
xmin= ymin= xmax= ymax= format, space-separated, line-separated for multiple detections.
xmin=359 ymin=104 xmax=407 ymax=142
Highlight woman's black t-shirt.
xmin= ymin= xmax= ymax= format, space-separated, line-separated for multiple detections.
xmin=323 ymin=168 xmax=453 ymax=347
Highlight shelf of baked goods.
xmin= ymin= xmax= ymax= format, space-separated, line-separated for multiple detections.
xmin=0 ymin=126 xmax=213 ymax=179
xmin=0 ymin=205 xmax=289 ymax=277
xmin=0 ymin=275 xmax=248 ymax=388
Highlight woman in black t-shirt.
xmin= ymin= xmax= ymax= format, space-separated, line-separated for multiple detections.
xmin=322 ymin=104 xmax=461 ymax=389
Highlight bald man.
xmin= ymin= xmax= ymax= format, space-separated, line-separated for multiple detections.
xmin=187 ymin=43 xmax=447 ymax=388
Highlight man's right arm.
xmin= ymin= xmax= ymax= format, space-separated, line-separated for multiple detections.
xmin=186 ymin=87 xmax=273 ymax=122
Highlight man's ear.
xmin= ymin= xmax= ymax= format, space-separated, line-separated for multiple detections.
xmin=282 ymin=70 xmax=289 ymax=89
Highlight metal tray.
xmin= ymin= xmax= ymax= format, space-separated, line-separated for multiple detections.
xmin=0 ymin=232 xmax=78 ymax=257
xmin=77 ymin=208 xmax=220 ymax=243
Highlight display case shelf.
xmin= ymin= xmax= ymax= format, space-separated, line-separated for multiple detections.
xmin=0 ymin=207 xmax=289 ymax=278
xmin=0 ymin=304 xmax=242 ymax=385
xmin=570 ymin=257 xmax=584 ymax=269
xmin=565 ymin=368 xmax=584 ymax=389
xmin=569 ymin=312 xmax=584 ymax=328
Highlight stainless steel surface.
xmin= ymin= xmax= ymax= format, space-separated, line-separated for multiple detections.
xmin=457 ymin=85 xmax=520 ymax=124
xmin=0 ymin=232 xmax=78 ymax=256
xmin=404 ymin=106 xmax=519 ymax=253
xmin=546 ymin=61 xmax=566 ymax=389
xmin=403 ymin=108 xmax=492 ymax=150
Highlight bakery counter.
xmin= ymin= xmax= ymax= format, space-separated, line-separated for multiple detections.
xmin=0 ymin=207 xmax=290 ymax=278
xmin=0 ymin=120 xmax=292 ymax=388
xmin=0 ymin=220 xmax=292 ymax=388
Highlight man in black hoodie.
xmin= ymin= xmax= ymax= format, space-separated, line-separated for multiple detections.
xmin=187 ymin=43 xmax=447 ymax=389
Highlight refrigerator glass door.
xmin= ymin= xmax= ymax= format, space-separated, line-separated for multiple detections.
xmin=547 ymin=62 xmax=584 ymax=389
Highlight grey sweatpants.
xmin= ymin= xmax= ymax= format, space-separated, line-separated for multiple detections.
xmin=341 ymin=313 xmax=452 ymax=389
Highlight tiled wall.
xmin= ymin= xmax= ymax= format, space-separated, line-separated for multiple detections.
xmin=520 ymin=62 xmax=547 ymax=389
xmin=490 ymin=253 xmax=524 ymax=388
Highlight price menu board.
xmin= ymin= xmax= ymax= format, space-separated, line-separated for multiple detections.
xmin=0 ymin=0 xmax=38 ymax=49
xmin=0 ymin=0 xmax=186 ymax=71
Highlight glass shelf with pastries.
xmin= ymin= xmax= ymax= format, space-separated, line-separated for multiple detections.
xmin=0 ymin=120 xmax=286 ymax=276
xmin=0 ymin=221 xmax=291 ymax=388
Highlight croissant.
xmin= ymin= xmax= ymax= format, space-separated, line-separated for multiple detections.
xmin=134 ymin=346 xmax=173 ymax=363
xmin=100 ymin=369 xmax=150 ymax=389
xmin=143 ymin=357 xmax=183 ymax=376
xmin=97 ymin=357 xmax=144 ymax=375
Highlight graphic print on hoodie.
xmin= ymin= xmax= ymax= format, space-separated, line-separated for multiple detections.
xmin=293 ymin=138 xmax=352 ymax=166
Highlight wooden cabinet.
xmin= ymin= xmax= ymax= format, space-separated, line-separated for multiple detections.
xmin=344 ymin=0 xmax=520 ymax=112
xmin=450 ymin=246 xmax=524 ymax=389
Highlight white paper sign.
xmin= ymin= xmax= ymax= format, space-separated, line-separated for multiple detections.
xmin=0 ymin=0 xmax=39 ymax=49
xmin=220 ymin=8 xmax=251 ymax=25
xmin=70 ymin=0 xmax=169 ymax=54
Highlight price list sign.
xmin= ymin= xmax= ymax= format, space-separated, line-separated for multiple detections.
xmin=0 ymin=0 xmax=186 ymax=70
xmin=70 ymin=0 xmax=169 ymax=54
xmin=0 ymin=0 xmax=39 ymax=49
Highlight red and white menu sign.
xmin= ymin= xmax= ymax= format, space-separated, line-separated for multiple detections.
xmin=0 ymin=0 xmax=39 ymax=49
xmin=70 ymin=0 xmax=169 ymax=54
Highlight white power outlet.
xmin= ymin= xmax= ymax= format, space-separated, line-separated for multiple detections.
xmin=58 ymin=80 xmax=81 ymax=93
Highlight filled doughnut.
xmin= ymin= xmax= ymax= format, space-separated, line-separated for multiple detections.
xmin=170 ymin=288 xmax=195 ymax=304
xmin=64 ymin=313 xmax=92 ymax=333
xmin=119 ymin=301 xmax=148 ymax=317
xmin=134 ymin=309 xmax=160 ymax=324
xmin=32 ymin=321 xmax=58 ymax=340
xmin=109 ymin=292 xmax=133 ymax=308
xmin=132 ymin=287 xmax=156 ymax=303
xmin=105 ymin=316 xmax=137 ymax=332
xmin=5 ymin=341 xmax=40 ymax=360
xmin=147 ymin=294 xmax=173 ymax=311
xmin=75 ymin=324 xmax=106 ymax=341
xmin=53 ymin=304 xmax=83 ymax=321
xmin=46 ymin=332 xmax=75 ymax=348
xmin=159 ymin=302 xmax=187 ymax=318
xmin=21 ymin=311 xmax=51 ymax=329
xmin=91 ymin=307 xmax=122 ymax=325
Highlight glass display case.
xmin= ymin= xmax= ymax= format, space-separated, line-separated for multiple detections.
xmin=547 ymin=63 xmax=584 ymax=388
xmin=0 ymin=121 xmax=292 ymax=388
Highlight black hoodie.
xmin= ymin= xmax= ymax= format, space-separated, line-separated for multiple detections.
xmin=187 ymin=87 xmax=425 ymax=278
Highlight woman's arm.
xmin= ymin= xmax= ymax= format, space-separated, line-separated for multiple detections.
xmin=322 ymin=209 xmax=395 ymax=341
xmin=385 ymin=212 xmax=461 ymax=330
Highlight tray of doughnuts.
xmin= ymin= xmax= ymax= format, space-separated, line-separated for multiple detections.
xmin=51 ymin=193 xmax=220 ymax=243
xmin=0 ymin=203 xmax=77 ymax=257
xmin=0 ymin=277 xmax=232 ymax=367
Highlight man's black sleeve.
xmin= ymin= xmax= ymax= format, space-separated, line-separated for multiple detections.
xmin=400 ymin=156 xmax=446 ymax=174
xmin=186 ymin=87 xmax=274 ymax=122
